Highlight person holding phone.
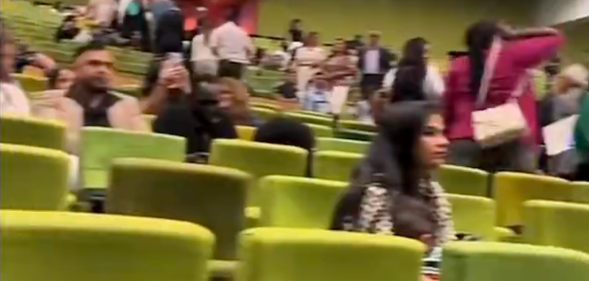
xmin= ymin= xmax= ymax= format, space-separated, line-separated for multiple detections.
xmin=142 ymin=55 xmax=237 ymax=155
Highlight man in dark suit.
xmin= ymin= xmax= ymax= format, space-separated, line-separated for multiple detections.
xmin=358 ymin=31 xmax=393 ymax=100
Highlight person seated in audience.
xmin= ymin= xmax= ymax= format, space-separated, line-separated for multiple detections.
xmin=302 ymin=75 xmax=331 ymax=114
xmin=254 ymin=116 xmax=315 ymax=176
xmin=217 ymin=77 xmax=262 ymax=127
xmin=33 ymin=41 xmax=147 ymax=152
xmin=275 ymin=71 xmax=298 ymax=102
xmin=254 ymin=116 xmax=315 ymax=151
xmin=45 ymin=68 xmax=76 ymax=90
xmin=54 ymin=15 xmax=81 ymax=42
xmin=144 ymin=58 xmax=237 ymax=155
xmin=14 ymin=43 xmax=57 ymax=75
xmin=331 ymin=101 xmax=455 ymax=247
xmin=0 ymin=26 xmax=30 ymax=116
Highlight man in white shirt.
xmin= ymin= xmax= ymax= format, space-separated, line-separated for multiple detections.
xmin=209 ymin=15 xmax=254 ymax=79
xmin=357 ymin=31 xmax=393 ymax=100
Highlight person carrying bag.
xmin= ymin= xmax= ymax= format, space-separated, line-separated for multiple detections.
xmin=444 ymin=21 xmax=564 ymax=173
xmin=471 ymin=39 xmax=529 ymax=148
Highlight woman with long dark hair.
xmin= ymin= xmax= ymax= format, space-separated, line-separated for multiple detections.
xmin=444 ymin=20 xmax=563 ymax=173
xmin=331 ymin=101 xmax=455 ymax=246
xmin=384 ymin=37 xmax=444 ymax=102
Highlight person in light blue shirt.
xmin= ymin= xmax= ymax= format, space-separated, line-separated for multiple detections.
xmin=302 ymin=78 xmax=331 ymax=113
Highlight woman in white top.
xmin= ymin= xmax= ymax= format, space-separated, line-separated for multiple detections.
xmin=0 ymin=27 xmax=30 ymax=116
xmin=383 ymin=37 xmax=445 ymax=101
xmin=191 ymin=25 xmax=218 ymax=76
xmin=291 ymin=32 xmax=326 ymax=99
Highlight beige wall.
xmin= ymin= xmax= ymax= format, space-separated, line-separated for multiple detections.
xmin=257 ymin=0 xmax=537 ymax=59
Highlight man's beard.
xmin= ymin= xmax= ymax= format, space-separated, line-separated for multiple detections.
xmin=85 ymin=77 xmax=110 ymax=92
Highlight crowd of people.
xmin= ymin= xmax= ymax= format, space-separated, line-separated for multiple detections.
xmin=1 ymin=2 xmax=589 ymax=279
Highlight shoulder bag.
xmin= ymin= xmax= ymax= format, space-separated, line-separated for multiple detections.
xmin=471 ymin=39 xmax=528 ymax=148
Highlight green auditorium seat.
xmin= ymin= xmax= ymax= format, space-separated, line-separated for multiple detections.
xmin=306 ymin=123 xmax=333 ymax=138
xmin=437 ymin=165 xmax=489 ymax=197
xmin=292 ymin=110 xmax=332 ymax=119
xmin=236 ymin=125 xmax=256 ymax=141
xmin=493 ymin=172 xmax=573 ymax=227
xmin=523 ymin=200 xmax=589 ymax=254
xmin=441 ymin=242 xmax=589 ymax=281
xmin=249 ymin=101 xmax=281 ymax=111
xmin=571 ymin=181 xmax=589 ymax=203
xmin=313 ymin=150 xmax=362 ymax=182
xmin=316 ymin=137 xmax=369 ymax=154
xmin=107 ymin=158 xmax=250 ymax=262
xmin=338 ymin=119 xmax=377 ymax=132
xmin=248 ymin=77 xmax=280 ymax=94
xmin=0 ymin=115 xmax=67 ymax=151
xmin=284 ymin=112 xmax=333 ymax=127
xmin=0 ymin=210 xmax=214 ymax=281
xmin=251 ymin=107 xmax=278 ymax=121
xmin=334 ymin=128 xmax=376 ymax=141
xmin=11 ymin=74 xmax=47 ymax=94
xmin=259 ymin=176 xmax=347 ymax=228
xmin=209 ymin=139 xmax=308 ymax=206
xmin=80 ymin=127 xmax=185 ymax=189
xmin=446 ymin=194 xmax=496 ymax=241
xmin=0 ymin=144 xmax=70 ymax=210
xmin=238 ymin=228 xmax=424 ymax=281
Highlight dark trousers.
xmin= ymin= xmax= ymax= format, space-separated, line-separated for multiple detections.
xmin=575 ymin=162 xmax=589 ymax=181
xmin=447 ymin=139 xmax=536 ymax=173
xmin=360 ymin=73 xmax=384 ymax=100
xmin=218 ymin=60 xmax=245 ymax=79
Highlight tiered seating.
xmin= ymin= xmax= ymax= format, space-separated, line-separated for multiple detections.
xmin=0 ymin=115 xmax=67 ymax=151
xmin=316 ymin=137 xmax=369 ymax=154
xmin=446 ymin=194 xmax=496 ymax=240
xmin=81 ymin=127 xmax=186 ymax=189
xmin=259 ymin=176 xmax=347 ymax=228
xmin=313 ymin=150 xmax=362 ymax=181
xmin=0 ymin=210 xmax=214 ymax=281
xmin=1 ymin=0 xmax=151 ymax=78
xmin=441 ymin=242 xmax=589 ymax=281
xmin=523 ymin=200 xmax=589 ymax=254
xmin=106 ymin=158 xmax=251 ymax=277
xmin=0 ymin=144 xmax=70 ymax=210
xmin=209 ymin=139 xmax=308 ymax=205
xmin=438 ymin=165 xmax=490 ymax=197
xmin=238 ymin=228 xmax=425 ymax=281
xmin=2 ymin=109 xmax=589 ymax=279
xmin=1 ymin=4 xmax=589 ymax=275
xmin=494 ymin=173 xmax=574 ymax=226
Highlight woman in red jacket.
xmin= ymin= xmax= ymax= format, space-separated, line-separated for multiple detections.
xmin=443 ymin=21 xmax=564 ymax=173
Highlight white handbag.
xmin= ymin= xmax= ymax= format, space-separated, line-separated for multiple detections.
xmin=471 ymin=39 xmax=528 ymax=148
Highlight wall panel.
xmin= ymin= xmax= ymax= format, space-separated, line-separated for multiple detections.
xmin=257 ymin=0 xmax=535 ymax=58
